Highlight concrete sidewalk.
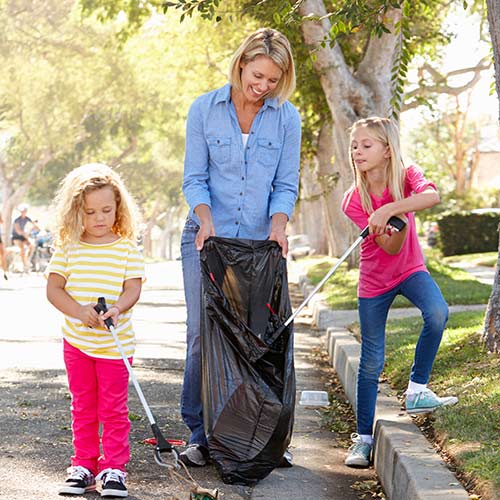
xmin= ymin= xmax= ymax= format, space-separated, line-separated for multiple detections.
xmin=294 ymin=268 xmax=488 ymax=500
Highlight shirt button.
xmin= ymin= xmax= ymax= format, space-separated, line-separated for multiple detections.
xmin=235 ymin=221 xmax=239 ymax=225
xmin=241 ymin=176 xmax=245 ymax=180
xmin=239 ymin=192 xmax=243 ymax=196
xmin=246 ymin=146 xmax=250 ymax=149
xmin=238 ymin=207 xmax=241 ymax=211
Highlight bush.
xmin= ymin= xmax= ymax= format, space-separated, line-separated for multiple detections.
xmin=438 ymin=211 xmax=500 ymax=256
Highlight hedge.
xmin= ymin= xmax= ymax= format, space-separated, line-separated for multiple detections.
xmin=437 ymin=211 xmax=500 ymax=256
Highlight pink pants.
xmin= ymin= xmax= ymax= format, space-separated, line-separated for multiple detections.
xmin=63 ymin=339 xmax=131 ymax=475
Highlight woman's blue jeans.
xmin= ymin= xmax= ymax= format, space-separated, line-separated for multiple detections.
xmin=356 ymin=271 xmax=448 ymax=436
xmin=180 ymin=218 xmax=208 ymax=447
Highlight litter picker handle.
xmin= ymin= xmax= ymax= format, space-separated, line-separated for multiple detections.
xmin=360 ymin=215 xmax=406 ymax=238
xmin=93 ymin=298 xmax=160 ymax=429
xmin=95 ymin=297 xmax=115 ymax=329
xmin=283 ymin=216 xmax=406 ymax=327
xmin=93 ymin=297 xmax=179 ymax=468
xmin=386 ymin=215 xmax=406 ymax=233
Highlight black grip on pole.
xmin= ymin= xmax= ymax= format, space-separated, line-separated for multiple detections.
xmin=360 ymin=215 xmax=406 ymax=239
xmin=387 ymin=216 xmax=406 ymax=232
xmin=360 ymin=226 xmax=370 ymax=238
xmin=94 ymin=297 xmax=114 ymax=329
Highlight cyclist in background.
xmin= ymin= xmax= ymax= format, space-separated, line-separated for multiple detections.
xmin=11 ymin=203 xmax=38 ymax=273
xmin=0 ymin=213 xmax=8 ymax=280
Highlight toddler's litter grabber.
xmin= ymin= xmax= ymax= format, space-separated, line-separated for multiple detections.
xmin=93 ymin=297 xmax=180 ymax=470
xmin=268 ymin=216 xmax=407 ymax=342
xmin=94 ymin=297 xmax=219 ymax=499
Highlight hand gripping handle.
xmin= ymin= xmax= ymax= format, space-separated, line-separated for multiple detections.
xmin=360 ymin=215 xmax=407 ymax=238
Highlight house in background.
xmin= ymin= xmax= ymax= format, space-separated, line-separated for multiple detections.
xmin=472 ymin=125 xmax=500 ymax=192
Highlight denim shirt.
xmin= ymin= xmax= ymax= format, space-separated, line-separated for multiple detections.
xmin=182 ymin=83 xmax=301 ymax=240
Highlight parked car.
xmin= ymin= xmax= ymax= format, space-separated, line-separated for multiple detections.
xmin=288 ymin=234 xmax=313 ymax=260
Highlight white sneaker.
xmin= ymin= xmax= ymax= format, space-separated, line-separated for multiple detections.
xmin=97 ymin=468 xmax=127 ymax=498
xmin=179 ymin=444 xmax=210 ymax=467
xmin=58 ymin=465 xmax=96 ymax=495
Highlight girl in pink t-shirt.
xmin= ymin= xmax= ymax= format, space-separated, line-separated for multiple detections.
xmin=341 ymin=117 xmax=457 ymax=468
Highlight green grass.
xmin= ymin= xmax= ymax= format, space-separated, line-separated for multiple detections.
xmin=442 ymin=251 xmax=498 ymax=268
xmin=306 ymin=256 xmax=492 ymax=310
xmin=382 ymin=311 xmax=500 ymax=496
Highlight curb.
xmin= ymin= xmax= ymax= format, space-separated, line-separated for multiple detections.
xmin=298 ymin=276 xmax=470 ymax=500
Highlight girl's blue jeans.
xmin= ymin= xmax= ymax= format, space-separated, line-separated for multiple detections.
xmin=180 ymin=218 xmax=208 ymax=447
xmin=356 ymin=271 xmax=448 ymax=436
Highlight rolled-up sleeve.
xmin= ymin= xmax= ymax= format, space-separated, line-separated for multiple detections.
xmin=182 ymin=99 xmax=212 ymax=211
xmin=269 ymin=106 xmax=301 ymax=219
xmin=406 ymin=165 xmax=437 ymax=194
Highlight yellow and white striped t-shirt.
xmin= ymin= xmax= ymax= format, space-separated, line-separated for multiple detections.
xmin=47 ymin=238 xmax=145 ymax=359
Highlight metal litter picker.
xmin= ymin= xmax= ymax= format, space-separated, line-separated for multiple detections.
xmin=94 ymin=297 xmax=218 ymax=500
xmin=283 ymin=215 xmax=407 ymax=328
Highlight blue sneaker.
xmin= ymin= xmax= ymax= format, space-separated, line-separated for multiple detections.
xmin=344 ymin=433 xmax=372 ymax=468
xmin=406 ymin=389 xmax=458 ymax=415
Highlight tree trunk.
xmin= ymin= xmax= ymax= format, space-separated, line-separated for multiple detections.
xmin=141 ymin=196 xmax=163 ymax=258
xmin=482 ymin=223 xmax=500 ymax=353
xmin=316 ymin=121 xmax=352 ymax=256
xmin=299 ymin=0 xmax=402 ymax=261
xmin=292 ymin=159 xmax=328 ymax=254
xmin=483 ymin=0 xmax=500 ymax=352
xmin=487 ymin=0 xmax=500 ymax=123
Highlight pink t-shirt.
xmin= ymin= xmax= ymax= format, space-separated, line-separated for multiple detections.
xmin=342 ymin=165 xmax=436 ymax=298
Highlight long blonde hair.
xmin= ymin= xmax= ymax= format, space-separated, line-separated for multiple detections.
xmin=348 ymin=117 xmax=405 ymax=214
xmin=52 ymin=163 xmax=140 ymax=246
xmin=228 ymin=28 xmax=296 ymax=105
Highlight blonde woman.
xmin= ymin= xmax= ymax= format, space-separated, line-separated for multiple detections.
xmin=180 ymin=27 xmax=301 ymax=466
xmin=46 ymin=163 xmax=144 ymax=497
xmin=342 ymin=117 xmax=457 ymax=468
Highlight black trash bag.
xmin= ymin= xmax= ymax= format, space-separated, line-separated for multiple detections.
xmin=200 ymin=237 xmax=295 ymax=486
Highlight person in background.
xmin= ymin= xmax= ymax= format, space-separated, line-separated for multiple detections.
xmin=11 ymin=203 xmax=37 ymax=273
xmin=0 ymin=213 xmax=8 ymax=280
xmin=341 ymin=117 xmax=457 ymax=468
xmin=180 ymin=27 xmax=301 ymax=467
xmin=46 ymin=163 xmax=144 ymax=497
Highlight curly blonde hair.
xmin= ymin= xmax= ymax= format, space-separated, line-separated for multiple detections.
xmin=52 ymin=163 xmax=140 ymax=246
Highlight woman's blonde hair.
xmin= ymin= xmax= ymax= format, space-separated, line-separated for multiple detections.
xmin=228 ymin=28 xmax=296 ymax=104
xmin=52 ymin=163 xmax=140 ymax=246
xmin=348 ymin=117 xmax=405 ymax=214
